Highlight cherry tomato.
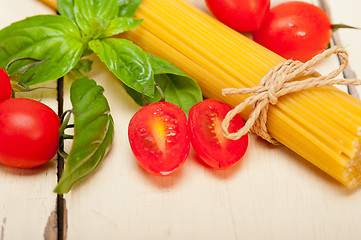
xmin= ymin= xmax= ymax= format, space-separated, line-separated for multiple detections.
xmin=0 ymin=98 xmax=60 ymax=168
xmin=0 ymin=67 xmax=12 ymax=102
xmin=128 ymin=101 xmax=190 ymax=176
xmin=188 ymin=99 xmax=248 ymax=169
xmin=252 ymin=1 xmax=332 ymax=62
xmin=205 ymin=0 xmax=270 ymax=32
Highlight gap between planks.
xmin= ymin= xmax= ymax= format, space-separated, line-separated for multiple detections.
xmin=56 ymin=77 xmax=66 ymax=240
xmin=318 ymin=0 xmax=360 ymax=99
xmin=44 ymin=77 xmax=67 ymax=240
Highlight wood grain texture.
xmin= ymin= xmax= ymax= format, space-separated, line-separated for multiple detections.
xmin=0 ymin=1 xmax=58 ymax=239
xmin=0 ymin=0 xmax=361 ymax=240
xmin=63 ymin=1 xmax=361 ymax=240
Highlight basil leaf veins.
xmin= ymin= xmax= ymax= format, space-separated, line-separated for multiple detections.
xmin=0 ymin=15 xmax=84 ymax=85
xmin=89 ymin=38 xmax=154 ymax=96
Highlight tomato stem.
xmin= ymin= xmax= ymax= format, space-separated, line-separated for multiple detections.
xmin=57 ymin=109 xmax=79 ymax=160
xmin=6 ymin=57 xmax=48 ymax=76
xmin=59 ymin=110 xmax=73 ymax=130
xmin=72 ymin=68 xmax=85 ymax=78
xmin=331 ymin=23 xmax=360 ymax=31
xmin=6 ymin=57 xmax=49 ymax=94
xmin=62 ymin=134 xmax=74 ymax=140
xmin=58 ymin=148 xmax=69 ymax=159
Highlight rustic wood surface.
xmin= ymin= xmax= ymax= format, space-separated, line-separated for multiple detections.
xmin=0 ymin=0 xmax=361 ymax=239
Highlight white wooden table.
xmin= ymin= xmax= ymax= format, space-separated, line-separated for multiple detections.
xmin=1 ymin=0 xmax=361 ymax=239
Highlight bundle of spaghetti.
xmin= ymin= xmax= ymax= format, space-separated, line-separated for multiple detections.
xmin=122 ymin=0 xmax=361 ymax=187
xmin=43 ymin=0 xmax=361 ymax=187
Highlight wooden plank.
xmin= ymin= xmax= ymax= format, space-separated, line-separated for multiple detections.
xmin=0 ymin=1 xmax=59 ymax=239
xmin=320 ymin=0 xmax=361 ymax=97
xmin=62 ymin=1 xmax=361 ymax=240
xmin=3 ymin=0 xmax=358 ymax=239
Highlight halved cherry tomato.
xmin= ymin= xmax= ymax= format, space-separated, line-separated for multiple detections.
xmin=188 ymin=99 xmax=248 ymax=169
xmin=128 ymin=101 xmax=190 ymax=176
xmin=0 ymin=67 xmax=12 ymax=102
xmin=0 ymin=98 xmax=60 ymax=168
xmin=205 ymin=0 xmax=270 ymax=32
xmin=252 ymin=1 xmax=332 ymax=62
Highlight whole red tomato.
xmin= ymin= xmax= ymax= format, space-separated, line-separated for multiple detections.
xmin=0 ymin=67 xmax=12 ymax=102
xmin=205 ymin=0 xmax=270 ymax=32
xmin=0 ymin=98 xmax=60 ymax=168
xmin=252 ymin=1 xmax=332 ymax=62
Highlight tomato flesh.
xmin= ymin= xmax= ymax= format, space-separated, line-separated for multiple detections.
xmin=0 ymin=98 xmax=60 ymax=168
xmin=0 ymin=67 xmax=12 ymax=102
xmin=205 ymin=0 xmax=270 ymax=32
xmin=189 ymin=99 xmax=248 ymax=169
xmin=253 ymin=1 xmax=332 ymax=62
xmin=128 ymin=102 xmax=190 ymax=176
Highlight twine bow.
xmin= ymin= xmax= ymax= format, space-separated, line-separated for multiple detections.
xmin=221 ymin=46 xmax=361 ymax=144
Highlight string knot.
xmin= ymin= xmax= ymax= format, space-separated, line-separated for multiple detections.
xmin=221 ymin=46 xmax=361 ymax=144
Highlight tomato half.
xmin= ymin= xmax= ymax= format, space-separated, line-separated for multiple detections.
xmin=0 ymin=98 xmax=60 ymax=168
xmin=128 ymin=101 xmax=190 ymax=176
xmin=0 ymin=67 xmax=12 ymax=102
xmin=188 ymin=99 xmax=248 ymax=169
xmin=205 ymin=0 xmax=270 ymax=32
xmin=252 ymin=1 xmax=332 ymax=62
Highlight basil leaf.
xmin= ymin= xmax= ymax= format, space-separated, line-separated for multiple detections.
xmin=125 ymin=54 xmax=203 ymax=115
xmin=57 ymin=0 xmax=75 ymax=20
xmin=54 ymin=77 xmax=114 ymax=194
xmin=118 ymin=0 xmax=143 ymax=17
xmin=74 ymin=58 xmax=93 ymax=73
xmin=87 ymin=18 xmax=109 ymax=40
xmin=149 ymin=53 xmax=185 ymax=75
xmin=89 ymin=38 xmax=153 ymax=96
xmin=74 ymin=0 xmax=119 ymax=38
xmin=0 ymin=15 xmax=84 ymax=85
xmin=101 ymin=17 xmax=143 ymax=38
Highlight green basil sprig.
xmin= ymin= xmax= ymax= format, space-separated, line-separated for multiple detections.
xmin=0 ymin=0 xmax=151 ymax=91
xmin=0 ymin=0 xmax=202 ymax=113
xmin=55 ymin=77 xmax=114 ymax=194
xmin=0 ymin=0 xmax=203 ymax=193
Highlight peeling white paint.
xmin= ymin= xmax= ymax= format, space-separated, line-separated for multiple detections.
xmin=44 ymin=211 xmax=57 ymax=240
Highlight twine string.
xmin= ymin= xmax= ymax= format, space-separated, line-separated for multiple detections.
xmin=221 ymin=46 xmax=361 ymax=144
